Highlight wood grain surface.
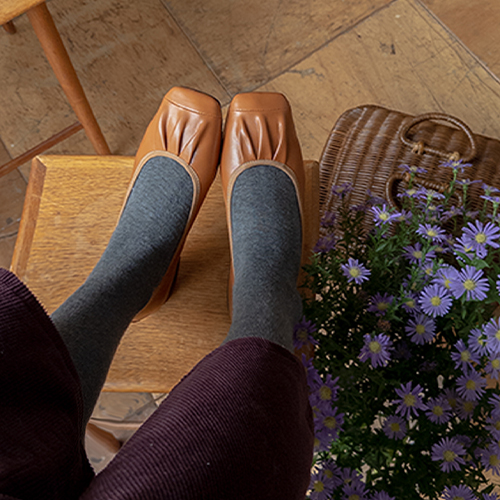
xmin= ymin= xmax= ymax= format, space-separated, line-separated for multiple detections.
xmin=423 ymin=0 xmax=500 ymax=80
xmin=12 ymin=155 xmax=319 ymax=393
xmin=0 ymin=0 xmax=230 ymax=161
xmin=260 ymin=0 xmax=500 ymax=162
xmin=0 ymin=0 xmax=44 ymax=25
xmin=161 ymin=0 xmax=393 ymax=95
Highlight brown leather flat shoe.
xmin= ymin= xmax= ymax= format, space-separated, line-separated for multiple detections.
xmin=220 ymin=92 xmax=305 ymax=314
xmin=120 ymin=86 xmax=222 ymax=321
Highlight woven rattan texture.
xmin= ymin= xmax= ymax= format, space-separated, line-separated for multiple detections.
xmin=318 ymin=105 xmax=500 ymax=236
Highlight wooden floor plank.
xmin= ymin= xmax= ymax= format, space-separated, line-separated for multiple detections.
xmin=0 ymin=233 xmax=18 ymax=270
xmin=0 ymin=168 xmax=26 ymax=240
xmin=258 ymin=0 xmax=500 ymax=164
xmin=422 ymin=0 xmax=500 ymax=80
xmin=161 ymin=0 xmax=393 ymax=95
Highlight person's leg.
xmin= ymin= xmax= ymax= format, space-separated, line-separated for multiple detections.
xmin=221 ymin=92 xmax=306 ymax=352
xmin=224 ymin=165 xmax=303 ymax=351
xmin=0 ymin=268 xmax=94 ymax=500
xmin=51 ymin=87 xmax=222 ymax=424
xmin=79 ymin=92 xmax=313 ymax=500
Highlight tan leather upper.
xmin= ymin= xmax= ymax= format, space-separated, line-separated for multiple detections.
xmin=134 ymin=86 xmax=222 ymax=205
xmin=220 ymin=92 xmax=305 ymax=315
xmin=220 ymin=92 xmax=304 ymax=206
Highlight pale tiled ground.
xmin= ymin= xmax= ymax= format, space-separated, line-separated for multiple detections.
xmin=2 ymin=0 xmax=500 ymax=471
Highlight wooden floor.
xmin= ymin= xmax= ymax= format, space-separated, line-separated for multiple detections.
xmin=1 ymin=0 xmax=500 ymax=269
xmin=2 ymin=0 xmax=500 ymax=471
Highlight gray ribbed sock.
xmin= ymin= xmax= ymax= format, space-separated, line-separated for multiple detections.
xmin=224 ymin=165 xmax=303 ymax=352
xmin=51 ymin=156 xmax=193 ymax=423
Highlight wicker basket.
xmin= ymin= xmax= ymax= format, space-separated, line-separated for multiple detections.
xmin=318 ymin=105 xmax=500 ymax=236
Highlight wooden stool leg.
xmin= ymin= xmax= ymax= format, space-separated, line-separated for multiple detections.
xmin=3 ymin=21 xmax=17 ymax=34
xmin=26 ymin=2 xmax=111 ymax=155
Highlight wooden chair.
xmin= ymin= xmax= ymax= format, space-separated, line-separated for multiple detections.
xmin=10 ymin=154 xmax=320 ymax=453
xmin=0 ymin=1 xmax=110 ymax=178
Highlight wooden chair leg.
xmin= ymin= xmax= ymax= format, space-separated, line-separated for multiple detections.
xmin=3 ymin=21 xmax=17 ymax=34
xmin=26 ymin=2 xmax=111 ymax=155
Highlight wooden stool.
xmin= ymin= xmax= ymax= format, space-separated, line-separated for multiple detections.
xmin=0 ymin=1 xmax=110 ymax=178
xmin=11 ymin=154 xmax=319 ymax=394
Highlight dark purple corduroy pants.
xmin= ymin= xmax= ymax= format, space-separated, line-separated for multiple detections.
xmin=0 ymin=268 xmax=313 ymax=499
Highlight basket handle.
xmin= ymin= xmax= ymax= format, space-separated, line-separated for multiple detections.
xmin=398 ymin=112 xmax=478 ymax=162
xmin=386 ymin=113 xmax=477 ymax=207
xmin=385 ymin=172 xmax=450 ymax=208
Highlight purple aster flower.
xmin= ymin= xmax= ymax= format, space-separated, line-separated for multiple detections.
xmin=484 ymin=318 xmax=500 ymax=354
xmin=310 ymin=373 xmax=340 ymax=411
xmin=490 ymin=394 xmax=500 ymax=419
xmin=394 ymin=208 xmax=412 ymax=224
xmin=341 ymin=258 xmax=371 ymax=285
xmin=483 ymin=493 xmax=499 ymax=500
xmin=416 ymin=187 xmax=446 ymax=201
xmin=486 ymin=351 xmax=500 ymax=379
xmin=343 ymin=482 xmax=368 ymax=500
xmin=431 ymin=437 xmax=466 ymax=472
xmin=485 ymin=416 xmax=500 ymax=440
xmin=456 ymin=369 xmax=487 ymax=401
xmin=367 ymin=293 xmax=393 ymax=316
xmin=443 ymin=388 xmax=459 ymax=411
xmin=417 ymin=223 xmax=447 ymax=242
xmin=293 ymin=317 xmax=318 ymax=350
xmin=320 ymin=211 xmax=337 ymax=228
xmin=425 ymin=396 xmax=452 ymax=424
xmin=441 ymin=158 xmax=473 ymax=173
xmin=456 ymin=398 xmax=477 ymax=420
xmin=368 ymin=293 xmax=394 ymax=316
xmin=309 ymin=469 xmax=336 ymax=500
xmin=441 ymin=485 xmax=476 ymax=500
xmin=366 ymin=189 xmax=388 ymax=207
xmin=419 ymin=284 xmax=452 ymax=318
xmin=398 ymin=164 xmax=428 ymax=174
xmin=457 ymin=178 xmax=482 ymax=187
xmin=497 ymin=277 xmax=500 ymax=297
xmin=450 ymin=265 xmax=489 ymax=301
xmin=442 ymin=205 xmax=462 ymax=221
xmin=453 ymin=235 xmax=476 ymax=261
xmin=313 ymin=429 xmax=332 ymax=453
xmin=393 ymin=382 xmax=425 ymax=418
xmin=383 ymin=415 xmax=407 ymax=439
xmin=479 ymin=444 xmax=500 ymax=476
xmin=433 ymin=265 xmax=460 ymax=292
xmin=420 ymin=260 xmax=437 ymax=280
xmin=340 ymin=467 xmax=359 ymax=484
xmin=397 ymin=186 xmax=420 ymax=199
xmin=455 ymin=434 xmax=472 ymax=449
xmin=371 ymin=492 xmax=395 ymax=500
xmin=451 ymin=339 xmax=480 ymax=371
xmin=483 ymin=183 xmax=500 ymax=196
xmin=401 ymin=292 xmax=421 ymax=314
xmin=319 ymin=459 xmax=343 ymax=489
xmin=403 ymin=242 xmax=435 ymax=264
xmin=468 ymin=327 xmax=489 ymax=357
xmin=371 ymin=204 xmax=400 ymax=227
xmin=405 ymin=314 xmax=436 ymax=345
xmin=359 ymin=333 xmax=393 ymax=368
xmin=301 ymin=354 xmax=322 ymax=389
xmin=314 ymin=235 xmax=336 ymax=253
xmin=462 ymin=220 xmax=500 ymax=254
xmin=315 ymin=406 xmax=344 ymax=441
xmin=331 ymin=182 xmax=353 ymax=196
